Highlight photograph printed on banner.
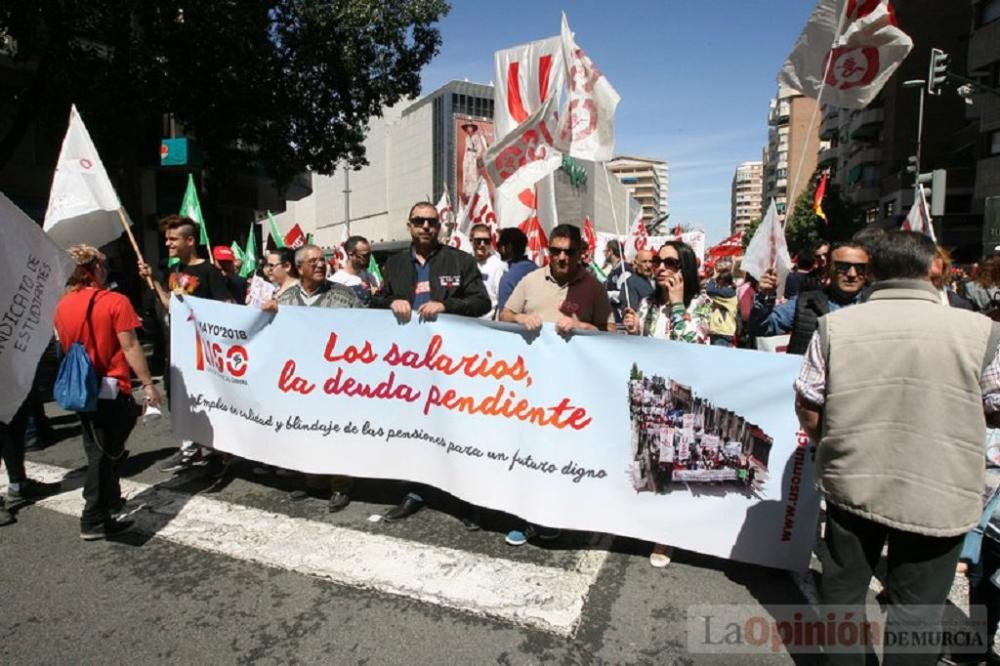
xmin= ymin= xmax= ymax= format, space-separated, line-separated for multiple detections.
xmin=627 ymin=363 xmax=772 ymax=498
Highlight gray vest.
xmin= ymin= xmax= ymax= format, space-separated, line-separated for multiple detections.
xmin=817 ymin=280 xmax=995 ymax=537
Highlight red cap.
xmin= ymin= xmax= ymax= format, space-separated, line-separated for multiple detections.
xmin=212 ymin=246 xmax=236 ymax=262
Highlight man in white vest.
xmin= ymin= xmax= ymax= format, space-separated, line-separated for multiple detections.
xmin=795 ymin=230 xmax=1000 ymax=664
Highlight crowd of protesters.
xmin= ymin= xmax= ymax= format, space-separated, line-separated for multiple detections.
xmin=8 ymin=205 xmax=1000 ymax=662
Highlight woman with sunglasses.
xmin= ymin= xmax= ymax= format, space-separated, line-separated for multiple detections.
xmin=622 ymin=240 xmax=711 ymax=567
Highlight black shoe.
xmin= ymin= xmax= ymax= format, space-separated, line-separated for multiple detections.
xmin=80 ymin=519 xmax=133 ymax=541
xmin=0 ymin=499 xmax=13 ymax=527
xmin=328 ymin=492 xmax=350 ymax=513
xmin=6 ymin=478 xmax=61 ymax=508
xmin=159 ymin=449 xmax=203 ymax=473
xmin=382 ymin=496 xmax=423 ymax=523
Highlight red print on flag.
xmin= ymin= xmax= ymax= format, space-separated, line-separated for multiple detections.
xmin=826 ymin=47 xmax=879 ymax=90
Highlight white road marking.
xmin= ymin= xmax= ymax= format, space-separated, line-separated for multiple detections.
xmin=10 ymin=462 xmax=608 ymax=637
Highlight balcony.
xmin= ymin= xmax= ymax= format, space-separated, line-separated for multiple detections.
xmin=849 ymin=107 xmax=884 ymax=143
xmin=820 ymin=112 xmax=840 ymax=140
xmin=847 ymin=146 xmax=882 ymax=173
xmin=818 ymin=145 xmax=839 ymax=166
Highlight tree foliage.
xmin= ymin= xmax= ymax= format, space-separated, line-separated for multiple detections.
xmin=0 ymin=0 xmax=449 ymax=187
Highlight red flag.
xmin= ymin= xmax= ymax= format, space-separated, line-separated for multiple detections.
xmin=814 ymin=172 xmax=829 ymax=224
xmin=707 ymin=232 xmax=744 ymax=258
xmin=583 ymin=216 xmax=597 ymax=255
xmin=284 ymin=224 xmax=306 ymax=249
xmin=518 ymin=216 xmax=549 ymax=267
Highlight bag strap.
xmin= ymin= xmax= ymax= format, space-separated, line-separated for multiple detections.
xmin=74 ymin=290 xmax=100 ymax=348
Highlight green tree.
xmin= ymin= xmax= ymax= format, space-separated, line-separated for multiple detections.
xmin=741 ymin=217 xmax=762 ymax=250
xmin=0 ymin=0 xmax=449 ymax=190
xmin=629 ymin=363 xmax=643 ymax=381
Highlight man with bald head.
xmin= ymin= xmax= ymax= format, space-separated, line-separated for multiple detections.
xmin=619 ymin=249 xmax=656 ymax=314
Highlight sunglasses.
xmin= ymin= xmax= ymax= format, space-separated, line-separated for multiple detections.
xmin=833 ymin=261 xmax=867 ymax=276
xmin=350 ymin=252 xmax=372 ymax=261
xmin=409 ymin=216 xmax=441 ymax=228
xmin=265 ymin=262 xmax=282 ymax=269
xmin=652 ymin=256 xmax=682 ymax=271
xmin=548 ymin=246 xmax=579 ymax=258
xmin=472 ymin=237 xmax=491 ymax=245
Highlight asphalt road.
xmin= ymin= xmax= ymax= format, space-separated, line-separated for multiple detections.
xmin=1 ymin=393 xmax=839 ymax=665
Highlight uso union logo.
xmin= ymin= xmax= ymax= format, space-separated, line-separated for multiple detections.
xmin=195 ymin=329 xmax=249 ymax=379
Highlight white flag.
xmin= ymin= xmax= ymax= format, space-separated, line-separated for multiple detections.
xmin=779 ymin=0 xmax=912 ymax=109
xmin=623 ymin=207 xmax=648 ymax=262
xmin=493 ymin=36 xmax=565 ymax=234
xmin=436 ymin=186 xmax=455 ymax=231
xmin=0 ymin=192 xmax=75 ymax=422
xmin=484 ymin=92 xmax=562 ymax=198
xmin=902 ymin=184 xmax=937 ymax=241
xmin=558 ymin=12 xmax=621 ymax=161
xmin=43 ymin=105 xmax=127 ymax=249
xmin=456 ymin=178 xmax=498 ymax=243
xmin=741 ymin=199 xmax=793 ymax=292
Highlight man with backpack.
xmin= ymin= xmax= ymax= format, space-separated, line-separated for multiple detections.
xmin=54 ymin=245 xmax=162 ymax=540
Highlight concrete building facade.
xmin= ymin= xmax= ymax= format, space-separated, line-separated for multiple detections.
xmin=763 ymin=86 xmax=821 ymax=217
xmin=731 ymin=161 xmax=763 ymax=234
xmin=606 ymin=156 xmax=669 ymax=223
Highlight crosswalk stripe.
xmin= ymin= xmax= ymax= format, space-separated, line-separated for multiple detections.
xmin=11 ymin=462 xmax=608 ymax=636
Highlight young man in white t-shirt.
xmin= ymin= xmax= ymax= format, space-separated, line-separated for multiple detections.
xmin=330 ymin=236 xmax=377 ymax=305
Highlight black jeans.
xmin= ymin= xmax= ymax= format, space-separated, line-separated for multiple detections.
xmin=0 ymin=399 xmax=30 ymax=484
xmin=78 ymin=394 xmax=139 ymax=529
xmin=820 ymin=503 xmax=964 ymax=666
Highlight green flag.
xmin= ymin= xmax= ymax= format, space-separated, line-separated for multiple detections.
xmin=590 ymin=261 xmax=607 ymax=281
xmin=230 ymin=241 xmax=246 ymax=264
xmin=240 ymin=221 xmax=257 ymax=278
xmin=367 ymin=255 xmax=383 ymax=287
xmin=180 ymin=174 xmax=210 ymax=247
xmin=306 ymin=233 xmax=315 ymax=246
xmin=267 ymin=211 xmax=285 ymax=249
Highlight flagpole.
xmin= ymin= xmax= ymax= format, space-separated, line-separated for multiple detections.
xmin=116 ymin=208 xmax=155 ymax=290
xmin=603 ymin=163 xmax=631 ymax=310
xmin=787 ymin=1 xmax=849 ymax=230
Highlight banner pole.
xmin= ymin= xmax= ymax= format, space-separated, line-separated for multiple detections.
xmin=116 ymin=207 xmax=155 ymax=290
xmin=604 ymin=163 xmax=631 ymax=310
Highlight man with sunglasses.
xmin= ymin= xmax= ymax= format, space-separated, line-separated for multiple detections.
xmin=372 ymin=201 xmax=490 ymax=524
xmin=501 ymin=224 xmax=615 ymax=335
xmin=749 ymin=241 xmax=870 ymax=354
xmin=470 ymin=223 xmax=505 ymax=319
xmin=372 ymin=202 xmax=490 ymax=322
xmin=331 ymin=235 xmax=377 ymax=306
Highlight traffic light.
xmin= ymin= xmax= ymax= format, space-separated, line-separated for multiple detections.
xmin=906 ymin=155 xmax=918 ymax=174
xmin=928 ymin=48 xmax=949 ymax=96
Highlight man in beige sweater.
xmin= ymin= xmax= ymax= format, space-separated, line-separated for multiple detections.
xmin=795 ymin=230 xmax=1000 ymax=665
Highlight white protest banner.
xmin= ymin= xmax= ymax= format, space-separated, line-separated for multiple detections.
xmin=44 ymin=105 xmax=127 ymax=249
xmin=0 ymin=192 xmax=75 ymax=422
xmin=171 ymin=296 xmax=820 ymax=572
xmin=246 ymin=274 xmax=276 ymax=307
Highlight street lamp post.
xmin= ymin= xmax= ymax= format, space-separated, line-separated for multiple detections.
xmin=902 ymin=79 xmax=926 ymax=184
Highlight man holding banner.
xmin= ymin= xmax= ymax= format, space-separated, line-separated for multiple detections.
xmin=373 ymin=201 xmax=490 ymax=524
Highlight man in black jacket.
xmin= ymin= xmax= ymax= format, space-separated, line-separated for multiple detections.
xmin=374 ymin=201 xmax=491 ymax=524
xmin=372 ymin=201 xmax=491 ymax=320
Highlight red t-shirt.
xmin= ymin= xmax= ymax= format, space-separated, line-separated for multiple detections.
xmin=54 ymin=288 xmax=142 ymax=394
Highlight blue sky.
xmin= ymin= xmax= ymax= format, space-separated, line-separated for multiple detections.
xmin=418 ymin=0 xmax=815 ymax=244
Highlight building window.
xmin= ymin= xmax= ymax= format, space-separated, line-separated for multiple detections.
xmin=865 ymin=207 xmax=879 ymax=224
xmin=990 ymin=130 xmax=1000 ymax=156
xmin=883 ymin=200 xmax=896 ymax=219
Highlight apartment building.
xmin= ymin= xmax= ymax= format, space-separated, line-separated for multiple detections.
xmin=731 ymin=161 xmax=763 ymax=234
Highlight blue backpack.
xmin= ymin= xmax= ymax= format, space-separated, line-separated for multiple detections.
xmin=54 ymin=293 xmax=99 ymax=413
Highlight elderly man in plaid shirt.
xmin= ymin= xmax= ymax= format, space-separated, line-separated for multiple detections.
xmin=794 ymin=231 xmax=1000 ymax=665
